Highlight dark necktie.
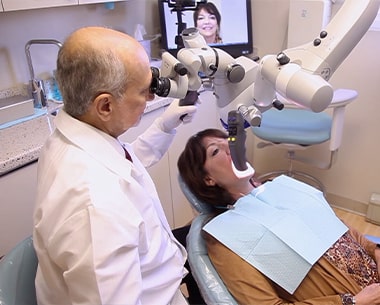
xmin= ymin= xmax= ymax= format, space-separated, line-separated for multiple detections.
xmin=123 ymin=147 xmax=133 ymax=163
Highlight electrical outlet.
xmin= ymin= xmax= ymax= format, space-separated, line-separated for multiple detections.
xmin=366 ymin=193 xmax=380 ymax=225
xmin=370 ymin=193 xmax=380 ymax=205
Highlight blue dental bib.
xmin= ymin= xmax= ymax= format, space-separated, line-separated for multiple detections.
xmin=203 ymin=175 xmax=348 ymax=294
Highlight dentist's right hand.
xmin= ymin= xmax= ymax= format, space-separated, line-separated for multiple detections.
xmin=156 ymin=98 xmax=198 ymax=133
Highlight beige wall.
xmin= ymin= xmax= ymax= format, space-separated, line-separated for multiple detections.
xmin=0 ymin=0 xmax=161 ymax=89
xmin=1 ymin=0 xmax=379 ymax=214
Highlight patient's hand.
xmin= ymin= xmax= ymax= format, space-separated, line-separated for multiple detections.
xmin=375 ymin=247 xmax=380 ymax=275
xmin=355 ymin=283 xmax=380 ymax=305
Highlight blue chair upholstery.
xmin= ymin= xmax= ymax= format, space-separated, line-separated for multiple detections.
xmin=179 ymin=175 xmax=238 ymax=305
xmin=0 ymin=236 xmax=38 ymax=305
xmin=251 ymin=88 xmax=358 ymax=193
xmin=253 ymin=108 xmax=332 ymax=146
xmin=365 ymin=234 xmax=380 ymax=244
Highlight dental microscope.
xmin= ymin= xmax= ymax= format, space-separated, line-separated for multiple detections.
xmin=150 ymin=0 xmax=380 ymax=175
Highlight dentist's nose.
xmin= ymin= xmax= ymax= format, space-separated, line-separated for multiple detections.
xmin=146 ymin=91 xmax=155 ymax=101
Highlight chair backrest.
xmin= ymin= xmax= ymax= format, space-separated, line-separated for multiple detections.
xmin=178 ymin=174 xmax=214 ymax=214
xmin=178 ymin=174 xmax=239 ymax=304
xmin=0 ymin=236 xmax=38 ymax=305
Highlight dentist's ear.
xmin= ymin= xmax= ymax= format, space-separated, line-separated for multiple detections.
xmin=204 ymin=175 xmax=216 ymax=186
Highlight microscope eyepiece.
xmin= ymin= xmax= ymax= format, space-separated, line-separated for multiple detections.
xmin=150 ymin=76 xmax=171 ymax=97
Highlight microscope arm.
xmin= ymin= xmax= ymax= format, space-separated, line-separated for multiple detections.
xmin=258 ymin=0 xmax=379 ymax=112
xmin=284 ymin=0 xmax=379 ymax=79
xmin=152 ymin=0 xmax=379 ymax=123
xmin=150 ymin=0 xmax=379 ymax=174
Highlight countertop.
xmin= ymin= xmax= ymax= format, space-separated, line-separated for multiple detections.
xmin=0 ymin=96 xmax=172 ymax=177
xmin=0 ymin=114 xmax=54 ymax=175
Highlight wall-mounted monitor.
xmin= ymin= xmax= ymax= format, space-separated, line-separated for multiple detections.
xmin=158 ymin=0 xmax=253 ymax=58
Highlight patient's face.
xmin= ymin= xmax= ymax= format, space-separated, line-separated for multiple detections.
xmin=202 ymin=136 xmax=240 ymax=188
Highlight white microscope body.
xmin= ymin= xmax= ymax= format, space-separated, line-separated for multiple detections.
xmin=150 ymin=0 xmax=379 ymax=174
xmin=152 ymin=0 xmax=379 ymax=126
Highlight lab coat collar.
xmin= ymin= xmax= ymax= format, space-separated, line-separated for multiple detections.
xmin=54 ymin=109 xmax=134 ymax=182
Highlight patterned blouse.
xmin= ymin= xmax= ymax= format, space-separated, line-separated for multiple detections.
xmin=324 ymin=231 xmax=379 ymax=288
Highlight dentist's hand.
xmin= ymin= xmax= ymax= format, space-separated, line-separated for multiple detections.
xmin=157 ymin=98 xmax=198 ymax=133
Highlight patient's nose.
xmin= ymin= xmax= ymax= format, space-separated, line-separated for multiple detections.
xmin=223 ymin=142 xmax=231 ymax=155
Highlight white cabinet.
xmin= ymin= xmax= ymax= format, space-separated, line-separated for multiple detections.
xmin=1 ymin=0 xmax=126 ymax=12
xmin=2 ymin=0 xmax=77 ymax=11
xmin=0 ymin=162 xmax=38 ymax=256
xmin=78 ymin=0 xmax=125 ymax=4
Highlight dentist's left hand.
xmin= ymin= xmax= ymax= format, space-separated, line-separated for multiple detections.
xmin=156 ymin=98 xmax=198 ymax=133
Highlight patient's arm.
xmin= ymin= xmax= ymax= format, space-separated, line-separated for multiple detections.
xmin=345 ymin=223 xmax=380 ymax=283
xmin=346 ymin=224 xmax=378 ymax=259
xmin=204 ymin=232 xmax=354 ymax=305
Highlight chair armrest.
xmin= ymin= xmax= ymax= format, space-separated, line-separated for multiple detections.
xmin=329 ymin=89 xmax=358 ymax=151
xmin=329 ymin=88 xmax=358 ymax=108
xmin=187 ymin=214 xmax=239 ymax=305
xmin=0 ymin=236 xmax=38 ymax=305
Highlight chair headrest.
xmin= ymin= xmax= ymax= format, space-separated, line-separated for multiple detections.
xmin=178 ymin=174 xmax=214 ymax=214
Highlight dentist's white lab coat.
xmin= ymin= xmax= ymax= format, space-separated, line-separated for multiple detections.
xmin=33 ymin=110 xmax=188 ymax=305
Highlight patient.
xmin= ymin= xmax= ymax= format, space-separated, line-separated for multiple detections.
xmin=178 ymin=128 xmax=380 ymax=305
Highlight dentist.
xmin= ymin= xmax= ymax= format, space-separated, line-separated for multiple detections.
xmin=33 ymin=26 xmax=197 ymax=305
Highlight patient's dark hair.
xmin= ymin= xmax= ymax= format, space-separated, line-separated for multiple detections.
xmin=177 ymin=129 xmax=235 ymax=210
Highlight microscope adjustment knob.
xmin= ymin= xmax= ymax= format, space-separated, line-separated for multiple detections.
xmin=277 ymin=52 xmax=290 ymax=65
xmin=250 ymin=115 xmax=262 ymax=127
xmin=238 ymin=105 xmax=262 ymax=127
xmin=320 ymin=30 xmax=328 ymax=39
xmin=272 ymin=99 xmax=284 ymax=110
xmin=174 ymin=63 xmax=188 ymax=76
xmin=313 ymin=38 xmax=322 ymax=46
xmin=209 ymin=64 xmax=218 ymax=72
xmin=227 ymin=64 xmax=245 ymax=83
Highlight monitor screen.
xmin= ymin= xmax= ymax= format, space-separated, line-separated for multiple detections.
xmin=158 ymin=0 xmax=253 ymax=58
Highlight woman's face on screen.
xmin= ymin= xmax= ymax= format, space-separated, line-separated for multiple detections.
xmin=196 ymin=8 xmax=218 ymax=43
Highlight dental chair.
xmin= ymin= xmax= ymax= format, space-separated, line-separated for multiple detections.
xmin=251 ymin=88 xmax=358 ymax=194
xmin=0 ymin=236 xmax=38 ymax=305
xmin=179 ymin=173 xmax=380 ymax=305
xmin=179 ymin=175 xmax=239 ymax=305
